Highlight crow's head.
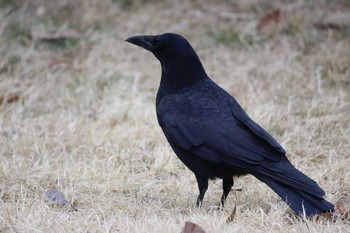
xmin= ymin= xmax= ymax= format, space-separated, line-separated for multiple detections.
xmin=126 ymin=33 xmax=201 ymax=68
xmin=126 ymin=33 xmax=207 ymax=87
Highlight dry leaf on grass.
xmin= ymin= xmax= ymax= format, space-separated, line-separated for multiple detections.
xmin=181 ymin=221 xmax=206 ymax=233
xmin=335 ymin=202 xmax=347 ymax=215
xmin=45 ymin=189 xmax=69 ymax=206
xmin=334 ymin=202 xmax=349 ymax=221
xmin=256 ymin=9 xmax=281 ymax=32
xmin=7 ymin=93 xmax=20 ymax=103
xmin=312 ymin=202 xmax=349 ymax=223
xmin=0 ymin=93 xmax=20 ymax=105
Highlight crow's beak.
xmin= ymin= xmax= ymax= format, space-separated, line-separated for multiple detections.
xmin=126 ymin=35 xmax=155 ymax=52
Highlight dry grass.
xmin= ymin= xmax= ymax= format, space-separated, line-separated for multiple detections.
xmin=0 ymin=0 xmax=349 ymax=232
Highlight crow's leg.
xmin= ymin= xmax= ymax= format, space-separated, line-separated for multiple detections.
xmin=220 ymin=178 xmax=234 ymax=207
xmin=195 ymin=175 xmax=208 ymax=208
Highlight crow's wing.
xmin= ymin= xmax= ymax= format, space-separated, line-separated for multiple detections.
xmin=157 ymin=94 xmax=286 ymax=167
xmin=230 ymin=98 xmax=286 ymax=155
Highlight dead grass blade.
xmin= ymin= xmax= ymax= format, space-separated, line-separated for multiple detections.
xmin=226 ymin=205 xmax=237 ymax=223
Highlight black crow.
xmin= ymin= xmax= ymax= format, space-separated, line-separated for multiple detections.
xmin=126 ymin=33 xmax=334 ymax=217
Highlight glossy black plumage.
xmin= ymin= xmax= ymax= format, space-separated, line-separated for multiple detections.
xmin=126 ymin=33 xmax=334 ymax=217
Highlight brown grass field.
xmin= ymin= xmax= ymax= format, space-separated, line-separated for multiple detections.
xmin=0 ymin=0 xmax=349 ymax=232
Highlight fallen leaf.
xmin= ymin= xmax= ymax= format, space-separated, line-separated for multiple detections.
xmin=336 ymin=202 xmax=347 ymax=215
xmin=312 ymin=202 xmax=349 ymax=223
xmin=8 ymin=93 xmax=20 ymax=103
xmin=1 ymin=192 xmax=10 ymax=202
xmin=256 ymin=9 xmax=281 ymax=32
xmin=45 ymin=189 xmax=69 ymax=205
xmin=226 ymin=205 xmax=237 ymax=223
xmin=181 ymin=221 xmax=206 ymax=233
xmin=334 ymin=202 xmax=349 ymax=220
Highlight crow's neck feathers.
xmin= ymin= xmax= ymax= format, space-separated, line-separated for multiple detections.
xmin=158 ymin=44 xmax=208 ymax=97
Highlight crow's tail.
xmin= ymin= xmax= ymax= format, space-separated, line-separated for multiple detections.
xmin=253 ymin=158 xmax=334 ymax=217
